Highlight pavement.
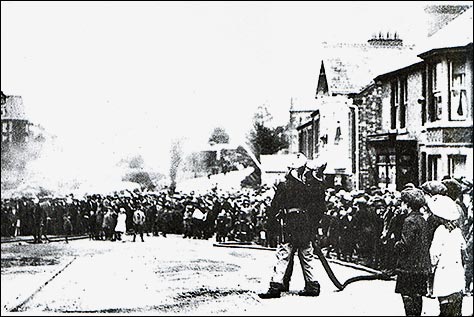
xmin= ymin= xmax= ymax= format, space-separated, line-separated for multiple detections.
xmin=1 ymin=235 xmax=473 ymax=315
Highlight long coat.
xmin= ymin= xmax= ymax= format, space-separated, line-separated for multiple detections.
xmin=430 ymin=224 xmax=466 ymax=297
xmin=394 ymin=211 xmax=431 ymax=274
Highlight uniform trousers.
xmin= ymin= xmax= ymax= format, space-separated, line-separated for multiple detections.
xmin=271 ymin=241 xmax=319 ymax=289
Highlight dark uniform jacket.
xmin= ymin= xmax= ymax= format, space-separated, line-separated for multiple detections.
xmin=267 ymin=172 xmax=321 ymax=245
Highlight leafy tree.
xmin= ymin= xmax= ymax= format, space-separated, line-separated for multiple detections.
xmin=208 ymin=127 xmax=230 ymax=144
xmin=247 ymin=105 xmax=289 ymax=159
xmin=243 ymin=105 xmax=288 ymax=188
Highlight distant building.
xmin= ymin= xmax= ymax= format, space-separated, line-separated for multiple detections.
xmin=1 ymin=91 xmax=30 ymax=146
xmin=1 ymin=91 xmax=30 ymax=190
xmin=290 ymin=6 xmax=473 ymax=190
xmin=1 ymin=91 xmax=51 ymax=191
xmin=292 ymin=34 xmax=415 ymax=190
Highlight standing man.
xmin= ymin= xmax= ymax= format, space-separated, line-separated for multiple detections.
xmin=32 ymin=197 xmax=46 ymax=244
xmin=132 ymin=205 xmax=146 ymax=242
xmin=63 ymin=213 xmax=73 ymax=244
xmin=258 ymin=153 xmax=321 ymax=299
xmin=394 ymin=188 xmax=430 ymax=316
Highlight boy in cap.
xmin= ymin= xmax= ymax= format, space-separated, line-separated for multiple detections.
xmin=394 ymin=187 xmax=430 ymax=316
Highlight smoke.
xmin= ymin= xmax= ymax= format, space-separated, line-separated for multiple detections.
xmin=169 ymin=138 xmax=183 ymax=192
xmin=1 ymin=126 xmax=169 ymax=198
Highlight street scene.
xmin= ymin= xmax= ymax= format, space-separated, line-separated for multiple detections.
xmin=2 ymin=235 xmax=472 ymax=315
xmin=2 ymin=1 xmax=473 ymax=316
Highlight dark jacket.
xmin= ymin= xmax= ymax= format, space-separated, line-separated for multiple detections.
xmin=267 ymin=172 xmax=317 ymax=245
xmin=305 ymin=173 xmax=327 ymax=227
xmin=395 ymin=211 xmax=431 ymax=274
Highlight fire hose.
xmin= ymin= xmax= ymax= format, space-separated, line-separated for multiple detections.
xmin=311 ymin=241 xmax=394 ymax=291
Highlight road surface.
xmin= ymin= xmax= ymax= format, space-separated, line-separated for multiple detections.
xmin=1 ymin=235 xmax=472 ymax=315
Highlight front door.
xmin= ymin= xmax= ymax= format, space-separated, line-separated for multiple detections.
xmin=396 ymin=141 xmax=418 ymax=190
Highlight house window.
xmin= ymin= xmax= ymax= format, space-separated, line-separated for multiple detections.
xmin=334 ymin=121 xmax=342 ymax=145
xmin=390 ymin=81 xmax=398 ymax=129
xmin=314 ymin=118 xmax=320 ymax=154
xmin=421 ymin=152 xmax=427 ymax=183
xmin=429 ymin=62 xmax=443 ymax=122
xmin=399 ymin=77 xmax=407 ymax=128
xmin=298 ymin=132 xmax=303 ymax=154
xmin=308 ymin=128 xmax=313 ymax=159
xmin=448 ymin=154 xmax=466 ymax=178
xmin=421 ymin=70 xmax=427 ymax=125
xmin=377 ymin=154 xmax=396 ymax=189
xmin=427 ymin=154 xmax=441 ymax=181
xmin=450 ymin=59 xmax=467 ymax=121
xmin=299 ymin=128 xmax=311 ymax=158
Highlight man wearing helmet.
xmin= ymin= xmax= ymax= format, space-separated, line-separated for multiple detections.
xmin=258 ymin=153 xmax=322 ymax=299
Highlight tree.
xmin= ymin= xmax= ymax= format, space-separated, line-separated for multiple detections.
xmin=243 ymin=105 xmax=288 ymax=188
xmin=208 ymin=127 xmax=230 ymax=144
xmin=247 ymin=104 xmax=289 ymax=159
xmin=119 ymin=155 xmax=156 ymax=190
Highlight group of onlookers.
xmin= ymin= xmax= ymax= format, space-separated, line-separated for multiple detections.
xmin=391 ymin=178 xmax=472 ymax=316
xmin=0 ymin=187 xmax=274 ymax=245
xmin=1 ymin=175 xmax=472 ymax=315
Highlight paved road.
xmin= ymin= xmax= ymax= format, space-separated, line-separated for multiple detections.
xmin=1 ymin=235 xmax=472 ymax=315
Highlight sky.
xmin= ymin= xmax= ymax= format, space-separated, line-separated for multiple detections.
xmin=1 ymin=1 xmax=470 ymax=178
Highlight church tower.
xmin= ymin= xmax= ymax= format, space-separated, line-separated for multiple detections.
xmin=315 ymin=61 xmax=329 ymax=97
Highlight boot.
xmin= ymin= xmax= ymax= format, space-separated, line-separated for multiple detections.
xmin=402 ymin=295 xmax=422 ymax=316
xmin=298 ymin=281 xmax=320 ymax=297
xmin=258 ymin=282 xmax=283 ymax=299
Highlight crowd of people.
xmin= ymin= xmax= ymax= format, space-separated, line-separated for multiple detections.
xmin=1 ymin=175 xmax=473 ymax=301
xmin=0 ymin=186 xmax=274 ymax=245
xmin=391 ymin=178 xmax=473 ymax=316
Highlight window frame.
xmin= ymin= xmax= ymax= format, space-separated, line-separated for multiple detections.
xmin=447 ymin=154 xmax=467 ymax=178
xmin=390 ymin=81 xmax=398 ymax=129
xmin=449 ymin=58 xmax=467 ymax=121
xmin=427 ymin=154 xmax=441 ymax=181
xmin=399 ymin=76 xmax=407 ymax=129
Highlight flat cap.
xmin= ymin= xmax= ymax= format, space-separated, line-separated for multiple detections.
xmin=401 ymin=188 xmax=426 ymax=210
xmin=441 ymin=178 xmax=462 ymax=200
xmin=421 ymin=181 xmax=447 ymax=196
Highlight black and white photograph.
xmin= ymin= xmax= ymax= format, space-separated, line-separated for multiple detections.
xmin=1 ymin=1 xmax=473 ymax=315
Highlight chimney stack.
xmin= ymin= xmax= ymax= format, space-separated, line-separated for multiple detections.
xmin=368 ymin=30 xmax=403 ymax=47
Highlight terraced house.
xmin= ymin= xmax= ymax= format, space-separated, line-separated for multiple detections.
xmin=371 ymin=42 xmax=473 ymax=188
xmin=294 ymin=6 xmax=473 ymax=191
xmin=368 ymin=8 xmax=473 ymax=189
